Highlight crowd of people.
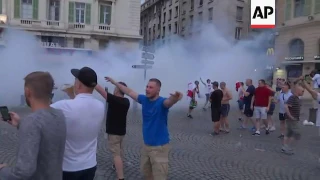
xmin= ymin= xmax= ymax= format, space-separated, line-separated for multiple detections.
xmin=1 ymin=67 xmax=320 ymax=180
xmin=0 ymin=67 xmax=182 ymax=180
xmin=186 ymin=72 xmax=320 ymax=156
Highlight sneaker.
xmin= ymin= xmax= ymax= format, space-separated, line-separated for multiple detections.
xmin=187 ymin=114 xmax=193 ymax=119
xmin=250 ymin=127 xmax=256 ymax=132
xmin=281 ymin=147 xmax=294 ymax=155
xmin=252 ymin=131 xmax=261 ymax=136
xmin=238 ymin=118 xmax=243 ymax=121
xmin=210 ymin=132 xmax=219 ymax=136
xmin=269 ymin=126 xmax=276 ymax=131
xmin=278 ymin=134 xmax=284 ymax=139
xmin=265 ymin=129 xmax=270 ymax=135
xmin=112 ymin=164 xmax=115 ymax=170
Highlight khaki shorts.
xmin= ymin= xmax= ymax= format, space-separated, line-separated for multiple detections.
xmin=286 ymin=120 xmax=301 ymax=140
xmin=141 ymin=143 xmax=170 ymax=180
xmin=108 ymin=135 xmax=124 ymax=157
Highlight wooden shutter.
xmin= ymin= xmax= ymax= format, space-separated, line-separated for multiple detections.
xmin=68 ymin=2 xmax=74 ymax=23
xmin=303 ymin=0 xmax=311 ymax=16
xmin=315 ymin=0 xmax=320 ymax=14
xmin=85 ymin=4 xmax=91 ymax=24
xmin=14 ymin=0 xmax=21 ymax=19
xmin=33 ymin=0 xmax=39 ymax=20
xmin=285 ymin=0 xmax=292 ymax=20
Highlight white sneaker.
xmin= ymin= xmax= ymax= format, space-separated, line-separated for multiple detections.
xmin=270 ymin=126 xmax=276 ymax=131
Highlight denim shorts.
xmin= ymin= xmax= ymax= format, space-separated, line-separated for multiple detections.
xmin=237 ymin=99 xmax=244 ymax=110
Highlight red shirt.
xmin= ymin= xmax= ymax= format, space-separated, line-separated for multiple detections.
xmin=254 ymin=86 xmax=271 ymax=107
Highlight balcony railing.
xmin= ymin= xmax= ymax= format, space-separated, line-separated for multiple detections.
xmin=9 ymin=19 xmax=116 ymax=34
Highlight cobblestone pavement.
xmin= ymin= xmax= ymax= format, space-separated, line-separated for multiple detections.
xmin=1 ymin=105 xmax=320 ymax=180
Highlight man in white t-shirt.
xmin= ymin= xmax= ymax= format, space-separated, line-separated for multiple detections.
xmin=200 ymin=78 xmax=213 ymax=110
xmin=310 ymin=70 xmax=320 ymax=109
xmin=51 ymin=67 xmax=105 ymax=180
xmin=301 ymin=76 xmax=320 ymax=163
xmin=277 ymin=82 xmax=292 ymax=139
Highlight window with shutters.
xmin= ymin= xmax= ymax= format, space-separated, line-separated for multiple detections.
xmin=21 ymin=0 xmax=33 ymax=19
xmin=75 ymin=3 xmax=85 ymax=23
xmin=48 ymin=0 xmax=60 ymax=21
xmin=100 ymin=3 xmax=112 ymax=25
xmin=294 ymin=0 xmax=305 ymax=17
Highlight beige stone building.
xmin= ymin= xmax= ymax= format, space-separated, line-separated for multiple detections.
xmin=274 ymin=0 xmax=320 ymax=81
xmin=0 ymin=0 xmax=141 ymax=52
xmin=140 ymin=0 xmax=250 ymax=47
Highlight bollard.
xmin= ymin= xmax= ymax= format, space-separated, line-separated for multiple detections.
xmin=308 ymin=108 xmax=317 ymax=123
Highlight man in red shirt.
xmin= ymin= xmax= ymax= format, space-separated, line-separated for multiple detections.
xmin=251 ymin=79 xmax=272 ymax=136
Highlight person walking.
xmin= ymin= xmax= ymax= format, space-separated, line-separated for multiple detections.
xmin=0 ymin=71 xmax=66 ymax=180
xmin=51 ymin=67 xmax=105 ymax=180
xmin=95 ymin=82 xmax=130 ymax=180
xmin=105 ymin=76 xmax=182 ymax=180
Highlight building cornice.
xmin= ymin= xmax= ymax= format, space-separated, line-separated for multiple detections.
xmin=276 ymin=20 xmax=320 ymax=32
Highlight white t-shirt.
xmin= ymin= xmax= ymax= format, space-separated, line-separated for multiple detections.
xmin=277 ymin=91 xmax=293 ymax=114
xmin=51 ymin=93 xmax=105 ymax=171
xmin=312 ymin=74 xmax=320 ymax=88
xmin=205 ymin=83 xmax=213 ymax=94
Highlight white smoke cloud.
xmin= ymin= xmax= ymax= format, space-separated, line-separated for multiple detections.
xmin=0 ymin=23 xmax=271 ymax=109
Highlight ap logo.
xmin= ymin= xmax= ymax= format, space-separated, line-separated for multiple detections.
xmin=251 ymin=0 xmax=275 ymax=29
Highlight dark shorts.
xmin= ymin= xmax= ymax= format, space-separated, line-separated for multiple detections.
xmin=220 ymin=104 xmax=230 ymax=117
xmin=63 ymin=166 xmax=97 ymax=180
xmin=189 ymin=99 xmax=197 ymax=109
xmin=205 ymin=93 xmax=210 ymax=101
xmin=244 ymin=103 xmax=253 ymax=117
xmin=286 ymin=120 xmax=301 ymax=140
xmin=237 ymin=99 xmax=244 ymax=110
xmin=211 ymin=108 xmax=221 ymax=122
xmin=267 ymin=103 xmax=275 ymax=115
xmin=279 ymin=113 xmax=286 ymax=121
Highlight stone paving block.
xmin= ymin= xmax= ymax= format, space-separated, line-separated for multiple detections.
xmin=1 ymin=104 xmax=320 ymax=180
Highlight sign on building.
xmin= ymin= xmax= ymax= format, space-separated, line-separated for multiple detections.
xmin=266 ymin=48 xmax=274 ymax=55
xmin=251 ymin=0 xmax=275 ymax=29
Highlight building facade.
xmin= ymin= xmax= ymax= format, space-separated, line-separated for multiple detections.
xmin=140 ymin=0 xmax=250 ymax=47
xmin=0 ymin=0 xmax=142 ymax=52
xmin=274 ymin=0 xmax=320 ymax=81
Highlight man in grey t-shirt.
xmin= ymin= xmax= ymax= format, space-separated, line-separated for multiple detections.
xmin=0 ymin=72 xmax=66 ymax=180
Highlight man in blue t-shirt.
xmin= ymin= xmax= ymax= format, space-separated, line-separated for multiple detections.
xmin=105 ymin=77 xmax=183 ymax=180
xmin=239 ymin=79 xmax=256 ymax=130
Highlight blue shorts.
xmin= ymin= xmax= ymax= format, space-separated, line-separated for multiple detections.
xmin=237 ymin=99 xmax=244 ymax=110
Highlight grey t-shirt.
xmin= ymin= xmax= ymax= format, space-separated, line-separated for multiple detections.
xmin=0 ymin=108 xmax=66 ymax=180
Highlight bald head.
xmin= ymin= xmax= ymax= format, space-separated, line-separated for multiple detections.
xmin=245 ymin=79 xmax=252 ymax=86
xmin=293 ymin=85 xmax=304 ymax=96
xmin=220 ymin=82 xmax=226 ymax=89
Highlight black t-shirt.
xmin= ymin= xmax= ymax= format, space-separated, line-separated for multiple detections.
xmin=210 ymin=89 xmax=223 ymax=108
xmin=106 ymin=93 xmax=130 ymax=136
xmin=243 ymin=85 xmax=255 ymax=105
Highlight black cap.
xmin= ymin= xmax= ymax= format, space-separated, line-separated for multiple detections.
xmin=71 ymin=67 xmax=97 ymax=88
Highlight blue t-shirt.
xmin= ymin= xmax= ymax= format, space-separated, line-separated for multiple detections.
xmin=243 ymin=85 xmax=255 ymax=105
xmin=138 ymin=95 xmax=170 ymax=146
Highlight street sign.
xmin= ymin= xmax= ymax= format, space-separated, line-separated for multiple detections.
xmin=141 ymin=60 xmax=155 ymax=65
xmin=142 ymin=46 xmax=155 ymax=53
xmin=132 ymin=65 xmax=152 ymax=69
xmin=142 ymin=52 xmax=155 ymax=60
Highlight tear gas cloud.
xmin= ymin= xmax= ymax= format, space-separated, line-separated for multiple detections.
xmin=0 ymin=24 xmax=271 ymax=108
